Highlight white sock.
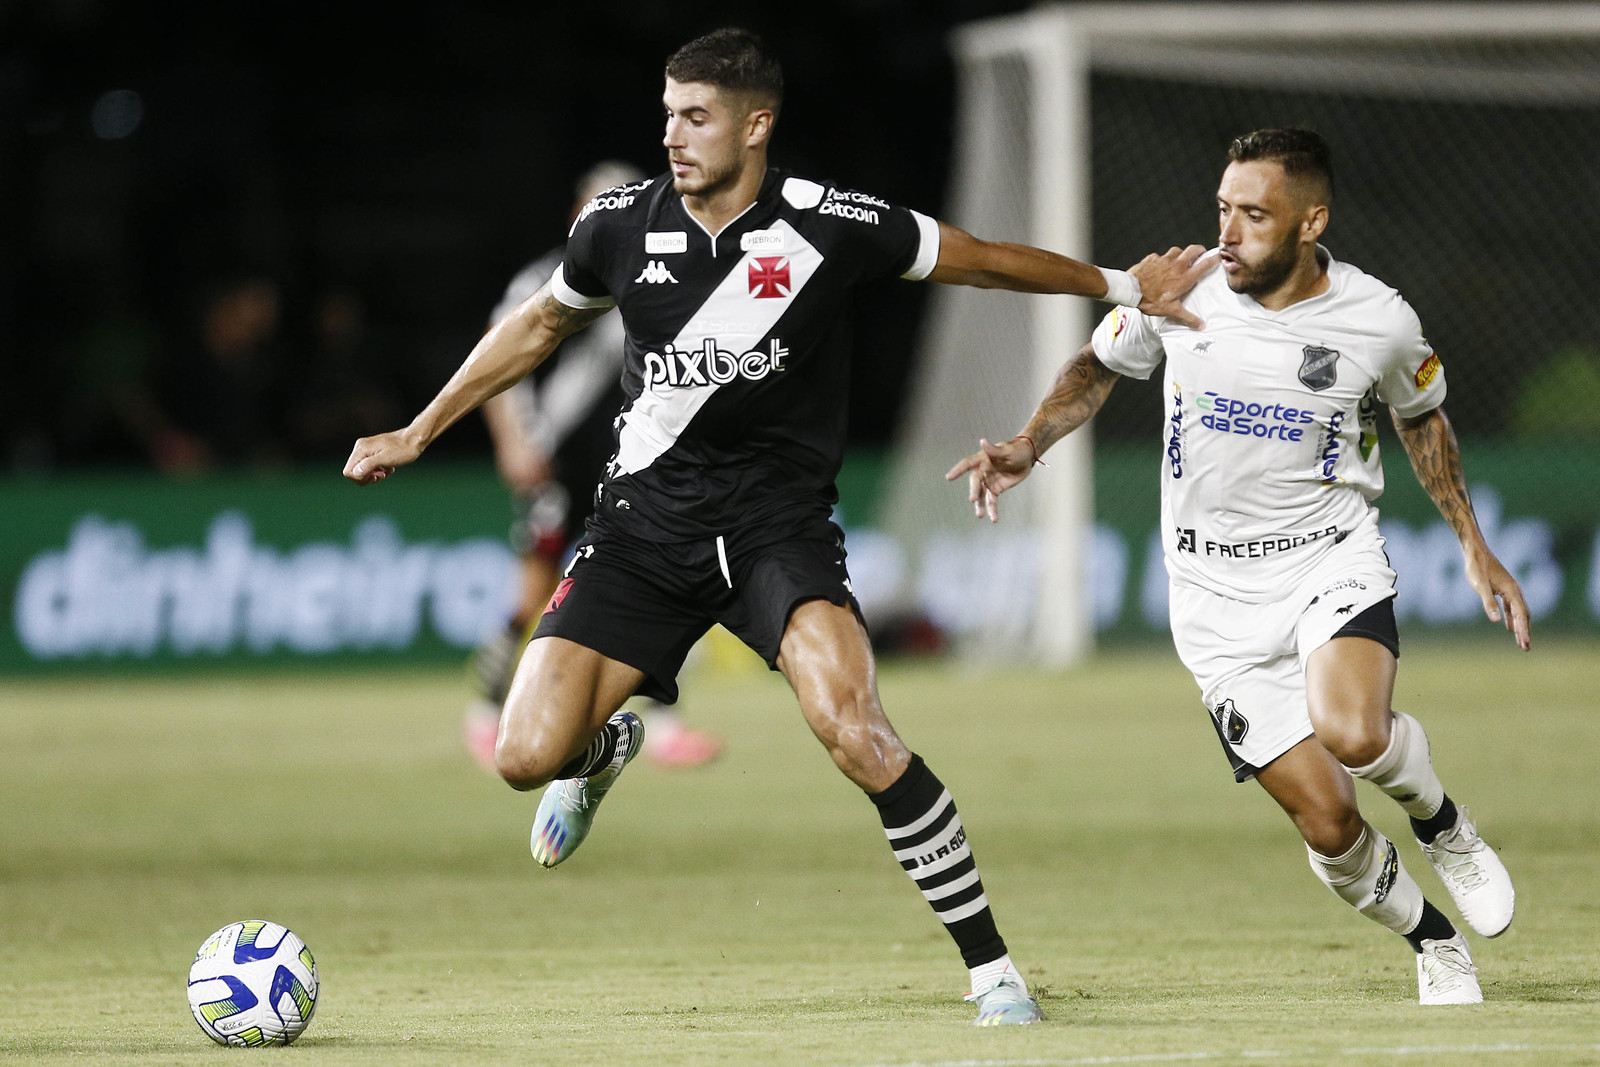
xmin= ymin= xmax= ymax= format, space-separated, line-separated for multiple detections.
xmin=969 ymin=953 xmax=1026 ymax=995
xmin=1308 ymin=826 xmax=1424 ymax=936
xmin=1349 ymin=711 xmax=1445 ymax=820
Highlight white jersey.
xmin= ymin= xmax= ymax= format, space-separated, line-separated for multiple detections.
xmin=1091 ymin=247 xmax=1446 ymax=601
xmin=490 ymin=249 xmax=626 ymax=455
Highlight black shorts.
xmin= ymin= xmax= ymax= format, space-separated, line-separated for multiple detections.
xmin=1333 ymin=596 xmax=1400 ymax=659
xmin=530 ymin=514 xmax=860 ymax=704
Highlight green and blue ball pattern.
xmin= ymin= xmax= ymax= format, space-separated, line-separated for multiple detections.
xmin=187 ymin=920 xmax=318 ymax=1046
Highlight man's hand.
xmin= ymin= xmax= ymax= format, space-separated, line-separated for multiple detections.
xmin=945 ymin=437 xmax=1036 ymax=522
xmin=1464 ymin=542 xmax=1532 ymax=651
xmin=1130 ymin=245 xmax=1218 ymax=330
xmin=495 ymin=438 xmax=554 ymax=494
xmin=343 ymin=428 xmax=424 ymax=486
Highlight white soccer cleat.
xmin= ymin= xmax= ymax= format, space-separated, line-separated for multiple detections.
xmin=1416 ymin=934 xmax=1482 ymax=1005
xmin=1421 ymin=806 xmax=1514 ymax=938
xmin=965 ymin=974 xmax=1042 ymax=1027
xmin=530 ymin=711 xmax=644 ymax=869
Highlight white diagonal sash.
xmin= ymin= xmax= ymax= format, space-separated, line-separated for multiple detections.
xmin=613 ymin=219 xmax=821 ymax=476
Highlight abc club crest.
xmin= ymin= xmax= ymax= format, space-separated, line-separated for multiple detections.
xmin=1298 ymin=344 xmax=1340 ymax=391
xmin=1212 ymin=698 xmax=1249 ymax=745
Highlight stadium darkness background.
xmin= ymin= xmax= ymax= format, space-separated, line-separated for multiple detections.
xmin=1 ymin=0 xmax=1040 ymax=472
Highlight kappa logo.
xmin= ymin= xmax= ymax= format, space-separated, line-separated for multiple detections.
xmin=748 ymin=256 xmax=792 ymax=299
xmin=1299 ymin=344 xmax=1340 ymax=392
xmin=635 ymin=260 xmax=678 ymax=285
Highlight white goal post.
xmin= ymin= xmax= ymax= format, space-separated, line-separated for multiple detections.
xmin=880 ymin=2 xmax=1600 ymax=666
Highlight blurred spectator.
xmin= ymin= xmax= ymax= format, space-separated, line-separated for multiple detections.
xmin=291 ymin=287 xmax=402 ymax=459
xmin=463 ymin=160 xmax=723 ymax=773
xmin=56 ymin=299 xmax=208 ymax=471
xmin=165 ymin=274 xmax=290 ymax=467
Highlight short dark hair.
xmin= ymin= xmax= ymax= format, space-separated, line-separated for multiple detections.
xmin=1228 ymin=128 xmax=1334 ymax=202
xmin=665 ymin=28 xmax=784 ymax=115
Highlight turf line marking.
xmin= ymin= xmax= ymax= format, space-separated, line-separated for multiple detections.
xmin=855 ymin=1042 xmax=1600 ymax=1067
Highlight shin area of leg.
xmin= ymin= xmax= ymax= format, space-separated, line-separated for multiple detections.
xmin=1349 ymin=710 xmax=1445 ymax=820
xmin=1307 ymin=824 xmax=1425 ymax=936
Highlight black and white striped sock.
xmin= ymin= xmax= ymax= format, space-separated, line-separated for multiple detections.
xmin=555 ymin=721 xmax=620 ymax=780
xmin=871 ymin=754 xmax=1007 ymax=968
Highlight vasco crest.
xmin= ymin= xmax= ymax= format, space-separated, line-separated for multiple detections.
xmin=1299 ymin=344 xmax=1340 ymax=392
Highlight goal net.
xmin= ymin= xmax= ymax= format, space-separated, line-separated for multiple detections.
xmin=881 ymin=2 xmax=1600 ymax=664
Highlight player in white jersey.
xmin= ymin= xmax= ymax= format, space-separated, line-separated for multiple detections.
xmin=949 ymin=129 xmax=1530 ymax=1006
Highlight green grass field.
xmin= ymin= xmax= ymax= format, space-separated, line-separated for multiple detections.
xmin=3 ymin=639 xmax=1598 ymax=1065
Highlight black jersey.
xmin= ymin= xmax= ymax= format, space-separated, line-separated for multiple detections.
xmin=551 ymin=167 xmax=940 ymax=541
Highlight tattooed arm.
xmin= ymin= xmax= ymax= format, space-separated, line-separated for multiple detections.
xmin=1392 ymin=405 xmax=1531 ymax=649
xmin=944 ymin=343 xmax=1121 ymax=522
xmin=344 ymin=282 xmax=609 ymax=485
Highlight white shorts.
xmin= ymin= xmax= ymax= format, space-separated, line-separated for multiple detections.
xmin=1168 ymin=521 xmax=1399 ymax=782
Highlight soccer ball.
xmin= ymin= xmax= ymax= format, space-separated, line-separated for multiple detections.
xmin=186 ymin=920 xmax=319 ymax=1046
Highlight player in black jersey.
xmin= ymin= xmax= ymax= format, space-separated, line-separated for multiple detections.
xmin=345 ymin=27 xmax=1212 ymax=1026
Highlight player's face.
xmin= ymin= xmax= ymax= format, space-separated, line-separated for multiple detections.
xmin=1215 ymin=161 xmax=1308 ymax=297
xmin=662 ymin=79 xmax=761 ymax=198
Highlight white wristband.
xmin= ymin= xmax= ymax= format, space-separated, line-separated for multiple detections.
xmin=1099 ymin=267 xmax=1142 ymax=308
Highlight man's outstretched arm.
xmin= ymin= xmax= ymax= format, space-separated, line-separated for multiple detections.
xmin=945 ymin=343 xmax=1121 ymax=522
xmin=343 ymin=284 xmax=607 ymax=485
xmin=927 ymin=222 xmax=1216 ymax=330
xmin=1391 ymin=405 xmax=1531 ymax=650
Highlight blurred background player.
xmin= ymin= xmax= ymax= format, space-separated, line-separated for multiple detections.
xmin=951 ymin=128 xmax=1525 ymax=1006
xmin=464 ymin=161 xmax=723 ymax=773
